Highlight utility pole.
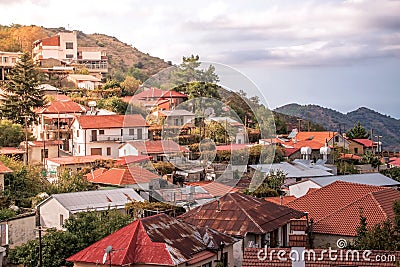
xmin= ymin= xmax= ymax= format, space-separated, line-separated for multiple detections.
xmin=23 ymin=115 xmax=29 ymax=165
xmin=297 ymin=118 xmax=303 ymax=132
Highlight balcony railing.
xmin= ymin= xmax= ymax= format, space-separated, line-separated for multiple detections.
xmin=90 ymin=135 xmax=123 ymax=142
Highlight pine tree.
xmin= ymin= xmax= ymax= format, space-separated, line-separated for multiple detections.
xmin=346 ymin=121 xmax=370 ymax=139
xmin=0 ymin=52 xmax=46 ymax=124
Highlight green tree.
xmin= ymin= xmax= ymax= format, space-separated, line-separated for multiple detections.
xmin=48 ymin=170 xmax=95 ymax=194
xmin=121 ymin=75 xmax=141 ymax=96
xmin=244 ymin=169 xmax=286 ymax=197
xmin=9 ymin=209 xmax=132 ymax=267
xmin=346 ymin=122 xmax=370 ymax=139
xmin=97 ymin=96 xmax=129 ymax=114
xmin=0 ymin=120 xmax=27 ymax=147
xmin=0 ymin=53 xmax=46 ymax=124
xmin=172 ymin=55 xmax=220 ymax=99
xmin=128 ymin=67 xmax=149 ymax=82
xmin=380 ymin=167 xmax=400 ymax=182
xmin=363 ymin=151 xmax=381 ymax=169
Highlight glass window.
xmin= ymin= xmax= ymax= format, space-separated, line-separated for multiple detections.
xmin=66 ymin=42 xmax=74 ymax=49
xmin=66 ymin=54 xmax=74 ymax=59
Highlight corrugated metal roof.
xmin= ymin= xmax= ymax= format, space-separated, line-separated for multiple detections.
xmin=39 ymin=188 xmax=143 ymax=213
xmin=250 ymin=162 xmax=333 ymax=179
xmin=179 ymin=192 xmax=305 ymax=237
xmin=309 ymin=173 xmax=400 ymax=187
xmin=67 ymin=213 xmax=235 ymax=266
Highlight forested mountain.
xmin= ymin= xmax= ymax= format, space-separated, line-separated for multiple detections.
xmin=275 ymin=103 xmax=400 ymax=151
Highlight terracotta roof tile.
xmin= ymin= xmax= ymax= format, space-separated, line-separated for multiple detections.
xmin=265 ymin=196 xmax=297 ymax=205
xmin=295 ymin=131 xmax=338 ymax=144
xmin=133 ymin=88 xmax=188 ymax=100
xmin=75 ymin=114 xmax=148 ymax=129
xmin=87 ymin=166 xmax=159 ymax=186
xmin=40 ymin=35 xmax=60 ymax=46
xmin=125 ymin=140 xmax=189 ymax=154
xmin=0 ymin=161 xmax=12 ymax=173
xmin=353 ymin=138 xmax=374 ymax=148
xmin=36 ymin=100 xmax=87 ymax=114
xmin=287 ymin=181 xmax=400 ymax=236
xmin=47 ymin=155 xmax=112 ymax=165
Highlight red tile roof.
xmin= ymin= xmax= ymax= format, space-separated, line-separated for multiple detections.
xmin=295 ymin=131 xmax=338 ymax=144
xmin=389 ymin=157 xmax=400 ymax=167
xmin=47 ymin=155 xmax=112 ymax=165
xmin=286 ymin=181 xmax=400 ymax=236
xmin=0 ymin=162 xmax=12 ymax=173
xmin=0 ymin=147 xmax=25 ymax=155
xmin=115 ymin=155 xmax=152 ymax=166
xmin=75 ymin=114 xmax=148 ymax=129
xmin=265 ymin=196 xmax=297 ymax=205
xmin=133 ymin=88 xmax=188 ymax=100
xmin=200 ymin=181 xmax=238 ymax=197
xmin=179 ymin=192 xmax=305 ymax=237
xmin=339 ymin=153 xmax=362 ymax=160
xmin=40 ymin=35 xmax=60 ymax=46
xmin=36 ymin=99 xmax=87 ymax=114
xmin=352 ymin=138 xmax=374 ymax=148
xmin=27 ymin=140 xmax=63 ymax=147
xmin=86 ymin=166 xmax=159 ymax=185
xmin=215 ymin=143 xmax=253 ymax=151
xmin=67 ymin=213 xmax=234 ymax=266
xmin=125 ymin=140 xmax=189 ymax=154
xmin=283 ymin=147 xmax=300 ymax=157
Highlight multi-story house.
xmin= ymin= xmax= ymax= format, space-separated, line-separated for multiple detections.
xmin=70 ymin=114 xmax=149 ymax=158
xmin=32 ymin=31 xmax=107 ymax=78
xmin=0 ymin=51 xmax=22 ymax=81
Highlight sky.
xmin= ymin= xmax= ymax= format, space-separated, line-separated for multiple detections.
xmin=1 ymin=0 xmax=399 ymax=118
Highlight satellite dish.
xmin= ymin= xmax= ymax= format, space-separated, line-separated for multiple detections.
xmin=103 ymin=245 xmax=112 ymax=264
xmin=102 ymin=252 xmax=108 ymax=265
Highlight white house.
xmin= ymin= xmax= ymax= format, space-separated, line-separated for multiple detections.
xmin=37 ymin=188 xmax=144 ymax=229
xmin=70 ymin=114 xmax=149 ymax=158
xmin=67 ymin=74 xmax=102 ymax=90
xmin=153 ymin=109 xmax=196 ymax=126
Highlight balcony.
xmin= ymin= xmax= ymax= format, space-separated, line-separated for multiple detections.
xmin=90 ymin=135 xmax=123 ymax=142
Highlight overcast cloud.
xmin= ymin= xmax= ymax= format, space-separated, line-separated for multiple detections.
xmin=0 ymin=0 xmax=399 ymax=118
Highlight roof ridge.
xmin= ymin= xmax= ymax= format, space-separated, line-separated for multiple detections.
xmin=229 ymin=193 xmax=265 ymax=233
xmin=121 ymin=220 xmax=143 ymax=265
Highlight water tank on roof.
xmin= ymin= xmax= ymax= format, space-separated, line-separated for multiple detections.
xmin=320 ymin=146 xmax=331 ymax=155
xmin=300 ymin=147 xmax=312 ymax=155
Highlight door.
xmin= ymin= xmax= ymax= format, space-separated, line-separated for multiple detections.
xmin=91 ymin=148 xmax=102 ymax=155
xmin=91 ymin=130 xmax=97 ymax=141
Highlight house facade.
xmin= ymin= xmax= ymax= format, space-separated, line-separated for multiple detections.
xmin=67 ymin=213 xmax=236 ymax=267
xmin=179 ymin=192 xmax=306 ymax=266
xmin=0 ymin=212 xmax=36 ymax=248
xmin=0 ymin=51 xmax=22 ymax=81
xmin=70 ymin=114 xmax=149 ymax=158
xmin=37 ymin=188 xmax=144 ymax=229
xmin=32 ymin=31 xmax=107 ymax=77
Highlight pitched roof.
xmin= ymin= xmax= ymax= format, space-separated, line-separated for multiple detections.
xmin=133 ymin=88 xmax=188 ymax=100
xmin=0 ymin=147 xmax=25 ymax=155
xmin=115 ymin=155 xmax=152 ymax=165
xmin=265 ymin=196 xmax=297 ymax=205
xmin=38 ymin=188 xmax=143 ymax=213
xmin=200 ymin=181 xmax=238 ymax=197
xmin=46 ymin=155 xmax=112 ymax=165
xmin=295 ymin=131 xmax=339 ymax=144
xmin=339 ymin=153 xmax=362 ymax=160
xmin=178 ymin=192 xmax=305 ymax=237
xmin=216 ymin=143 xmax=253 ymax=151
xmin=124 ymin=140 xmax=189 ymax=154
xmin=75 ymin=114 xmax=148 ymax=129
xmin=67 ymin=213 xmax=234 ymax=266
xmin=26 ymin=140 xmax=63 ymax=147
xmin=36 ymin=99 xmax=87 ymax=114
xmin=389 ymin=157 xmax=400 ymax=167
xmin=158 ymin=109 xmax=195 ymax=117
xmin=86 ymin=166 xmax=159 ymax=186
xmin=352 ymin=138 xmax=374 ymax=148
xmin=287 ymin=181 xmax=400 ymax=236
xmin=40 ymin=35 xmax=60 ymax=46
xmin=0 ymin=161 xmax=12 ymax=174
xmin=308 ymin=173 xmax=400 ymax=187
xmin=250 ymin=162 xmax=333 ymax=179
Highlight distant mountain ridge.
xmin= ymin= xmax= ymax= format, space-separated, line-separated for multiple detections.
xmin=274 ymin=104 xmax=400 ymax=151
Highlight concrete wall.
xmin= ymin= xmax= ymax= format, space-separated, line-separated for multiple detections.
xmin=58 ymin=32 xmax=78 ymax=61
xmin=119 ymin=144 xmax=139 ymax=157
xmin=313 ymin=233 xmax=354 ymax=249
xmin=289 ymin=180 xmax=321 ymax=198
xmin=1 ymin=214 xmax=36 ymax=248
xmin=39 ymin=198 xmax=70 ymax=229
xmin=29 ymin=145 xmax=59 ymax=164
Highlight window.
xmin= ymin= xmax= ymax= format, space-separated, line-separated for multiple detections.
xmin=201 ymin=262 xmax=212 ymax=267
xmin=66 ymin=54 xmax=74 ymax=59
xmin=78 ymin=145 xmax=80 ymax=154
xmin=334 ymin=136 xmax=339 ymax=143
xmin=59 ymin=214 xmax=64 ymax=226
xmin=129 ymin=129 xmax=135 ymax=136
xmin=107 ymin=147 xmax=111 ymax=156
xmin=66 ymin=42 xmax=74 ymax=49
xmin=99 ymin=130 xmax=105 ymax=135
xmin=3 ymin=57 xmax=8 ymax=63
xmin=137 ymin=128 xmax=143 ymax=139
xmin=76 ymin=130 xmax=79 ymax=138
xmin=354 ymin=148 xmax=359 ymax=154
xmin=121 ymin=129 xmax=123 ymax=136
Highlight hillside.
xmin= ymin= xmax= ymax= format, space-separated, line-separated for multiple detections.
xmin=275 ymin=104 xmax=400 ymax=151
xmin=0 ymin=25 xmax=170 ymax=78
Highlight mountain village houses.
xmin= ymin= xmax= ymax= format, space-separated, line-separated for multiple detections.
xmin=1 ymin=30 xmax=400 ymax=267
